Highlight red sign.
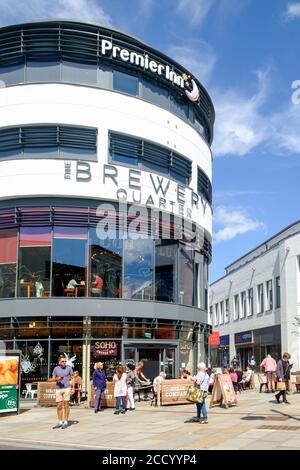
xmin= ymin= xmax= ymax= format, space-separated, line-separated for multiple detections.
xmin=209 ymin=332 xmax=220 ymax=346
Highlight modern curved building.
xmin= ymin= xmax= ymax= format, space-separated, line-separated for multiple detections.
xmin=0 ymin=20 xmax=214 ymax=390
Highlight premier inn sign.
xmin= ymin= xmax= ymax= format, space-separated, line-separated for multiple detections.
xmin=100 ymin=39 xmax=199 ymax=102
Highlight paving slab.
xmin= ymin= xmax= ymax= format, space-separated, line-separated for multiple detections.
xmin=0 ymin=390 xmax=299 ymax=450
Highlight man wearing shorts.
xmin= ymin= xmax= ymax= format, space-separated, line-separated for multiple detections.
xmin=51 ymin=355 xmax=74 ymax=429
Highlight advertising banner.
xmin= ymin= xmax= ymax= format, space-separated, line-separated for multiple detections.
xmin=0 ymin=350 xmax=21 ymax=414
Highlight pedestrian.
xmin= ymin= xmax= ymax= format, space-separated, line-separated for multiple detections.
xmin=231 ymin=356 xmax=239 ymax=371
xmin=249 ymin=355 xmax=256 ymax=372
xmin=134 ymin=361 xmax=151 ymax=399
xmin=191 ymin=362 xmax=210 ymax=424
xmin=126 ymin=363 xmax=136 ymax=411
xmin=113 ymin=364 xmax=127 ymax=415
xmin=50 ymin=354 xmax=74 ymax=429
xmin=93 ymin=362 xmax=106 ymax=413
xmin=260 ymin=354 xmax=277 ymax=393
xmin=72 ymin=371 xmax=82 ymax=405
xmin=275 ymin=352 xmax=292 ymax=404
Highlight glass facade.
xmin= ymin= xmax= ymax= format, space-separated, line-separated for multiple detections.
xmin=1 ymin=317 xmax=209 ymax=388
xmin=0 ymin=61 xmax=210 ymax=143
xmin=0 ymin=217 xmax=209 ymax=307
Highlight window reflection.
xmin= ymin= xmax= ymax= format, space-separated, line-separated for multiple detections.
xmin=0 ymin=229 xmax=17 ymax=298
xmin=155 ymin=241 xmax=177 ymax=303
xmin=89 ymin=228 xmax=122 ymax=298
xmin=179 ymin=244 xmax=194 ymax=306
xmin=113 ymin=70 xmax=138 ymax=96
xmin=52 ymin=227 xmax=88 ymax=297
xmin=18 ymin=227 xmax=51 ymax=298
xmin=124 ymin=239 xmax=153 ymax=300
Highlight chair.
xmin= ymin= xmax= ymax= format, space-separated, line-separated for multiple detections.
xmin=23 ymin=383 xmax=37 ymax=399
xmin=257 ymin=374 xmax=268 ymax=393
xmin=150 ymin=387 xmax=157 ymax=406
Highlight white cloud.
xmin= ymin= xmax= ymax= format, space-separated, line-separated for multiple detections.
xmin=0 ymin=0 xmax=112 ymax=26
xmin=168 ymin=41 xmax=217 ymax=85
xmin=212 ymin=69 xmax=270 ymax=157
xmin=283 ymin=2 xmax=300 ymax=21
xmin=270 ymin=104 xmax=300 ymax=155
xmin=214 ymin=206 xmax=266 ymax=243
xmin=176 ymin=0 xmax=214 ymax=26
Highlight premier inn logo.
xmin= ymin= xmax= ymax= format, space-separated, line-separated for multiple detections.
xmin=183 ymin=73 xmax=200 ymax=102
xmin=99 ymin=38 xmax=199 ymax=101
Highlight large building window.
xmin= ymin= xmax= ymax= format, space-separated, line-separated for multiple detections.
xmin=113 ymin=70 xmax=139 ymax=96
xmin=0 ymin=125 xmax=98 ymax=161
xmin=178 ymin=245 xmax=193 ymax=306
xmin=240 ymin=291 xmax=247 ymax=318
xmin=109 ymin=132 xmax=192 ymax=186
xmin=141 ymin=79 xmax=169 ymax=107
xmin=0 ymin=229 xmax=17 ymax=298
xmin=257 ymin=283 xmax=264 ymax=314
xmin=214 ymin=304 xmax=219 ymax=326
xmin=266 ymin=280 xmax=273 ymax=311
xmin=234 ymin=294 xmax=240 ymax=320
xmin=275 ymin=276 xmax=281 ymax=308
xmin=89 ymin=228 xmax=122 ymax=298
xmin=247 ymin=288 xmax=254 ymax=316
xmin=52 ymin=227 xmax=88 ymax=297
xmin=219 ymin=301 xmax=224 ymax=324
xmin=197 ymin=167 xmax=212 ymax=204
xmin=18 ymin=227 xmax=51 ymax=298
xmin=123 ymin=239 xmax=153 ymax=300
xmin=225 ymin=299 xmax=229 ymax=323
xmin=155 ymin=241 xmax=177 ymax=303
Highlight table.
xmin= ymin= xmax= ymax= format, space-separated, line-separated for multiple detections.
xmin=19 ymin=282 xmax=34 ymax=298
xmin=75 ymin=285 xmax=86 ymax=297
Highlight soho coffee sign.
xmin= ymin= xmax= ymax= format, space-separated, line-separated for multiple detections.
xmin=92 ymin=341 xmax=118 ymax=358
xmin=65 ymin=162 xmax=208 ymax=220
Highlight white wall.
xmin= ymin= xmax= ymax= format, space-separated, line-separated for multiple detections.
xmin=0 ymin=83 xmax=212 ymax=234
xmin=209 ymin=228 xmax=300 ymax=370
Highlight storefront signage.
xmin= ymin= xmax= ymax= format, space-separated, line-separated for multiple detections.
xmin=100 ymin=39 xmax=199 ymax=102
xmin=0 ymin=350 xmax=21 ymax=414
xmin=157 ymin=379 xmax=192 ymax=406
xmin=210 ymin=373 xmax=237 ymax=409
xmin=209 ymin=331 xmax=220 ymax=346
xmin=63 ymin=162 xmax=206 ymax=222
xmin=235 ymin=331 xmax=253 ymax=345
xmin=92 ymin=341 xmax=118 ymax=358
xmin=220 ymin=335 xmax=229 ymax=347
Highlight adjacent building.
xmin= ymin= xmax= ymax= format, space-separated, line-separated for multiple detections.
xmin=209 ymin=222 xmax=300 ymax=371
xmin=0 ymin=20 xmax=214 ymax=390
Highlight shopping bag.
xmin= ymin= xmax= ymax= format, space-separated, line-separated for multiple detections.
xmin=276 ymin=381 xmax=286 ymax=391
xmin=186 ymin=386 xmax=206 ymax=404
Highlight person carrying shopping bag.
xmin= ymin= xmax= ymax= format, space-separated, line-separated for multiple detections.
xmin=191 ymin=362 xmax=210 ymax=423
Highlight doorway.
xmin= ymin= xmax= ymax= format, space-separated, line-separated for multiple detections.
xmin=123 ymin=343 xmax=177 ymax=380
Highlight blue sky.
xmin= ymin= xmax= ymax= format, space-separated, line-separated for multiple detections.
xmin=1 ymin=0 xmax=299 ymax=282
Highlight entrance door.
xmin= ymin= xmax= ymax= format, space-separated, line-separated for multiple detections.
xmin=123 ymin=344 xmax=177 ymax=380
xmin=138 ymin=348 xmax=162 ymax=381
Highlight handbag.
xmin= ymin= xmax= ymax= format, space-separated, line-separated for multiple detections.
xmin=186 ymin=386 xmax=207 ymax=404
xmin=276 ymin=381 xmax=286 ymax=391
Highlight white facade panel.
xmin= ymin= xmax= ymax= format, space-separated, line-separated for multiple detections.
xmin=0 ymin=84 xmax=212 ymax=233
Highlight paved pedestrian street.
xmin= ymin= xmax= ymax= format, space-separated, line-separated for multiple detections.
xmin=0 ymin=390 xmax=299 ymax=450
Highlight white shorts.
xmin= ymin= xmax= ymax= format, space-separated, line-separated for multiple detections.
xmin=56 ymin=387 xmax=71 ymax=403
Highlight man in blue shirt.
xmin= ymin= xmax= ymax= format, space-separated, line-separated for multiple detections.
xmin=51 ymin=355 xmax=74 ymax=429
